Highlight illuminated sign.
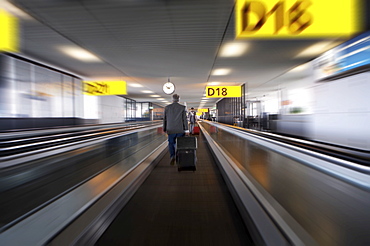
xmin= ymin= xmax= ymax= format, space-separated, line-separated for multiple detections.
xmin=84 ymin=81 xmax=127 ymax=95
xmin=313 ymin=31 xmax=370 ymax=81
xmin=206 ymin=86 xmax=241 ymax=98
xmin=0 ymin=9 xmax=18 ymax=52
xmin=236 ymin=0 xmax=360 ymax=38
xmin=198 ymin=108 xmax=209 ymax=112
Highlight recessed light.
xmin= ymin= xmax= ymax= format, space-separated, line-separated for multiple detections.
xmin=1 ymin=2 xmax=33 ymax=20
xmin=220 ymin=42 xmax=249 ymax=57
xmin=212 ymin=69 xmax=231 ymax=76
xmin=141 ymin=90 xmax=153 ymax=93
xmin=128 ymin=83 xmax=143 ymax=87
xmin=150 ymin=95 xmax=160 ymax=97
xmin=208 ymin=82 xmax=221 ymax=85
xmin=58 ymin=46 xmax=101 ymax=62
xmin=295 ymin=41 xmax=339 ymax=58
xmin=290 ymin=64 xmax=308 ymax=72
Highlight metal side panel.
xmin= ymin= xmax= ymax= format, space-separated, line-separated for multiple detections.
xmin=0 ymin=140 xmax=167 ymax=246
xmin=199 ymin=123 xmax=316 ymax=246
xmin=50 ymin=140 xmax=168 ymax=245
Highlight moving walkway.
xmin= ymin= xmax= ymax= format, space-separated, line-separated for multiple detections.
xmin=0 ymin=121 xmax=369 ymax=245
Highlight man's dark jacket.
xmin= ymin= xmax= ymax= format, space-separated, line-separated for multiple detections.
xmin=163 ymin=102 xmax=188 ymax=134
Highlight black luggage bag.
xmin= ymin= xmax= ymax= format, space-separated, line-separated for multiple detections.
xmin=176 ymin=136 xmax=197 ymax=172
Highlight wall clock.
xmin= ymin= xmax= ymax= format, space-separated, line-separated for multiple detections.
xmin=163 ymin=81 xmax=175 ymax=95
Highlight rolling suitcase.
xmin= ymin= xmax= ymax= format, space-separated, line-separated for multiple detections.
xmin=176 ymin=136 xmax=197 ymax=171
xmin=192 ymin=124 xmax=200 ymax=135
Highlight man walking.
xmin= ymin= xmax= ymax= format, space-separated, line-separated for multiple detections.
xmin=188 ymin=107 xmax=197 ymax=134
xmin=163 ymin=94 xmax=189 ymax=165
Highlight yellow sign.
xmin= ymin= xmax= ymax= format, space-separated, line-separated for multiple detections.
xmin=0 ymin=9 xmax=18 ymax=52
xmin=236 ymin=0 xmax=361 ymax=38
xmin=206 ymin=86 xmax=241 ymax=98
xmin=84 ymin=81 xmax=127 ymax=95
xmin=198 ymin=108 xmax=209 ymax=113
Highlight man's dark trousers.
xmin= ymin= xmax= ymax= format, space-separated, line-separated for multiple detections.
xmin=168 ymin=133 xmax=185 ymax=158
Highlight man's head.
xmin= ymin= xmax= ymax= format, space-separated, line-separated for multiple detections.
xmin=191 ymin=107 xmax=194 ymax=110
xmin=172 ymin=94 xmax=180 ymax=102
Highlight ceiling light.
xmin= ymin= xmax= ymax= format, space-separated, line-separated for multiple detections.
xmin=290 ymin=64 xmax=308 ymax=73
xmin=208 ymin=82 xmax=221 ymax=85
xmin=141 ymin=90 xmax=153 ymax=93
xmin=295 ymin=41 xmax=339 ymax=58
xmin=212 ymin=69 xmax=231 ymax=76
xmin=150 ymin=95 xmax=160 ymax=97
xmin=220 ymin=42 xmax=249 ymax=57
xmin=0 ymin=1 xmax=33 ymax=19
xmin=59 ymin=46 xmax=101 ymax=62
xmin=128 ymin=83 xmax=143 ymax=87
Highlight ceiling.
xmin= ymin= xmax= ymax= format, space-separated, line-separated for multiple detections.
xmin=3 ymin=0 xmax=354 ymax=109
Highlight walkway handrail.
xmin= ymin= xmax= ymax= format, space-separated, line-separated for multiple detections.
xmin=206 ymin=121 xmax=370 ymax=181
xmin=200 ymin=120 xmax=370 ymax=245
xmin=0 ymin=126 xmax=167 ymax=245
xmin=0 ymin=121 xmax=162 ymax=168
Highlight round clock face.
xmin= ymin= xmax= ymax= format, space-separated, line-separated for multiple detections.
xmin=163 ymin=82 xmax=175 ymax=95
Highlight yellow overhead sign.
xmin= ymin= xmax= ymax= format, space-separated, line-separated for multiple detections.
xmin=198 ymin=108 xmax=209 ymax=112
xmin=236 ymin=0 xmax=361 ymax=39
xmin=0 ymin=9 xmax=18 ymax=52
xmin=206 ymin=86 xmax=241 ymax=98
xmin=84 ymin=81 xmax=127 ymax=95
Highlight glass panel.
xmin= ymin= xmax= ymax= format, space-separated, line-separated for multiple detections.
xmin=122 ymin=98 xmax=127 ymax=122
xmin=62 ymin=75 xmax=74 ymax=117
xmin=136 ymin=102 xmax=141 ymax=118
xmin=142 ymin=102 xmax=150 ymax=119
xmin=0 ymin=55 xmax=14 ymax=117
xmin=152 ymin=103 xmax=164 ymax=120
xmin=33 ymin=66 xmax=52 ymax=117
xmin=74 ymin=78 xmax=83 ymax=118
xmin=49 ymin=71 xmax=63 ymax=117
xmin=126 ymin=99 xmax=133 ymax=120
xmin=14 ymin=59 xmax=32 ymax=117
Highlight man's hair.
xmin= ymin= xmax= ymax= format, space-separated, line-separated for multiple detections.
xmin=172 ymin=94 xmax=180 ymax=102
xmin=191 ymin=107 xmax=194 ymax=110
